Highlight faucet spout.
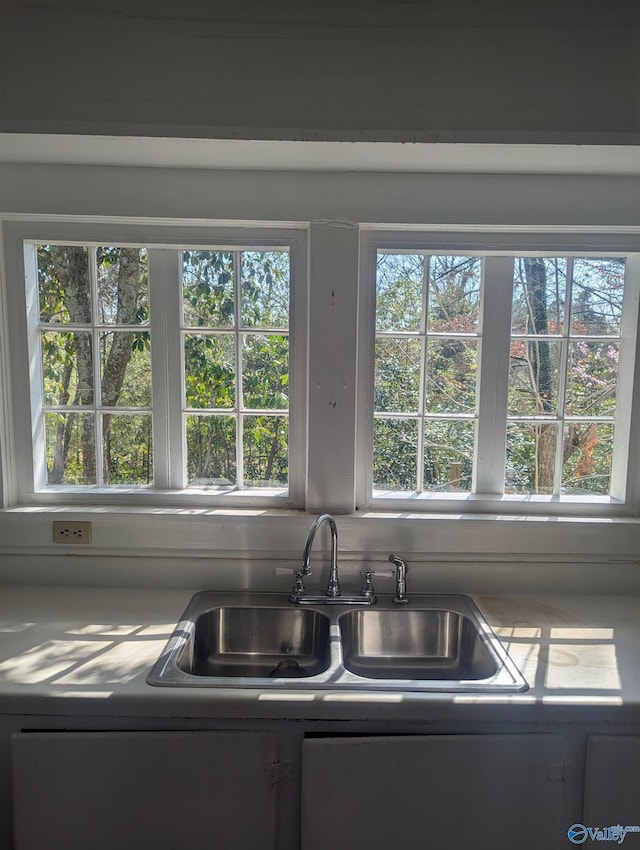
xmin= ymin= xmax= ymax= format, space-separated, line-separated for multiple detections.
xmin=301 ymin=513 xmax=340 ymax=597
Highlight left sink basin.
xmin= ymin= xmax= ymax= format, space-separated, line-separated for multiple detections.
xmin=147 ymin=593 xmax=334 ymax=686
xmin=179 ymin=605 xmax=331 ymax=678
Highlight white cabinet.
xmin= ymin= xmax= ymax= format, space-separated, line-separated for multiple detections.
xmin=302 ymin=734 xmax=565 ymax=850
xmin=584 ymin=736 xmax=640 ymax=826
xmin=12 ymin=731 xmax=279 ymax=850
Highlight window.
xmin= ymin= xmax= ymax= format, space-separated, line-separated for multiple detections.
xmin=359 ymin=234 xmax=640 ymax=514
xmin=5 ymin=220 xmax=640 ymax=519
xmin=18 ymin=227 xmax=306 ymax=506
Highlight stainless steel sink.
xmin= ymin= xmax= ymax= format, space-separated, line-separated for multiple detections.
xmin=339 ymin=608 xmax=497 ymax=680
xmin=147 ymin=591 xmax=527 ymax=692
xmin=178 ymin=605 xmax=331 ymax=678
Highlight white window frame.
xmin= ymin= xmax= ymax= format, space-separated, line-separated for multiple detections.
xmin=4 ymin=221 xmax=308 ymax=508
xmin=356 ymin=230 xmax=640 ymax=518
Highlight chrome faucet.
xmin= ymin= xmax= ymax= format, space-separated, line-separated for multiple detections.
xmin=302 ymin=513 xmax=340 ymax=597
xmin=288 ymin=514 xmax=376 ymax=606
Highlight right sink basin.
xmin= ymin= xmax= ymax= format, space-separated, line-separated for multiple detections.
xmin=339 ymin=607 xmax=498 ymax=681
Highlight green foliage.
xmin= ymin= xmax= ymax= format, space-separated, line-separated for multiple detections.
xmin=186 ymin=415 xmax=236 ymax=486
xmin=103 ymin=414 xmax=152 ymax=485
xmin=426 ymin=339 xmax=477 ymax=415
xmin=424 ymin=420 xmax=474 ymax=492
xmin=243 ymin=416 xmax=288 ymax=486
xmin=375 ymin=338 xmax=420 ymax=412
xmin=183 ymin=251 xmax=235 ymax=327
xmin=373 ymin=419 xmax=418 ymax=491
xmin=243 ymin=334 xmax=289 ymax=410
xmin=184 ymin=334 xmax=236 ymax=409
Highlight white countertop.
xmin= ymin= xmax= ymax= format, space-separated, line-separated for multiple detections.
xmin=1 ymin=586 xmax=639 ymax=724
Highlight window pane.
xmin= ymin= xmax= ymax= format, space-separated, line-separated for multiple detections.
xmin=512 ymin=258 xmax=566 ymax=335
xmin=566 ymin=341 xmax=618 ymax=417
xmin=243 ymin=415 xmax=288 ymax=487
xmin=186 ymin=415 xmax=236 ymax=486
xmin=506 ymin=423 xmax=558 ymax=495
xmin=375 ymin=337 xmax=421 ymax=413
xmin=102 ymin=414 xmax=152 ymax=485
xmin=241 ymin=251 xmax=289 ymax=328
xmin=508 ymin=340 xmax=561 ymax=416
xmin=45 ymin=412 xmax=96 ymax=485
xmin=426 ymin=339 xmax=478 ymax=414
xmin=100 ymin=332 xmax=151 ymax=407
xmin=184 ymin=334 xmax=235 ymax=409
xmin=97 ymin=247 xmax=148 ymax=325
xmin=428 ymin=256 xmax=481 ymax=333
xmin=571 ymin=258 xmax=624 ymax=335
xmin=42 ymin=331 xmax=94 ymax=406
xmin=562 ymin=422 xmax=614 ymax=495
xmin=424 ymin=420 xmax=474 ymax=492
xmin=182 ymin=250 xmax=235 ymax=327
xmin=376 ymin=254 xmax=423 ymax=332
xmin=37 ymin=245 xmax=90 ymax=324
xmin=242 ymin=334 xmax=289 ymax=410
xmin=373 ymin=418 xmax=418 ymax=491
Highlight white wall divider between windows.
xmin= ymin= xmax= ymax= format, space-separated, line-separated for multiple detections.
xmin=307 ymin=222 xmax=359 ymax=514
xmin=474 ymin=257 xmax=514 ymax=496
xmin=148 ymin=249 xmax=183 ymax=490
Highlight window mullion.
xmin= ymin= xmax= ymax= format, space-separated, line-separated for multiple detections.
xmin=474 ymin=256 xmax=513 ymax=495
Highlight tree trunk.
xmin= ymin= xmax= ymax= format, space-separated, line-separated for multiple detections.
xmin=49 ymin=247 xmax=96 ymax=483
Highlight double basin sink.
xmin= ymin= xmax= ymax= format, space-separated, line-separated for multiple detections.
xmin=148 ymin=592 xmax=527 ymax=693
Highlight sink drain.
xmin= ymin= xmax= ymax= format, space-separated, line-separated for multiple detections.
xmin=268 ymin=659 xmax=309 ymax=678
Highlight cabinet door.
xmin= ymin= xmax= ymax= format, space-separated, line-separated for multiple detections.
xmin=302 ymin=734 xmax=565 ymax=850
xmin=584 ymin=736 xmax=640 ymax=825
xmin=12 ymin=731 xmax=278 ymax=850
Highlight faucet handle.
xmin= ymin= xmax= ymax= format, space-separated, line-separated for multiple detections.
xmin=359 ymin=570 xmax=378 ymax=602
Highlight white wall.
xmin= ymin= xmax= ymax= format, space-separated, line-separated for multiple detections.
xmin=1 ymin=0 xmax=638 ymax=143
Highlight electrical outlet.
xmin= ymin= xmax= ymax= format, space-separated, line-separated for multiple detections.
xmin=53 ymin=520 xmax=92 ymax=544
